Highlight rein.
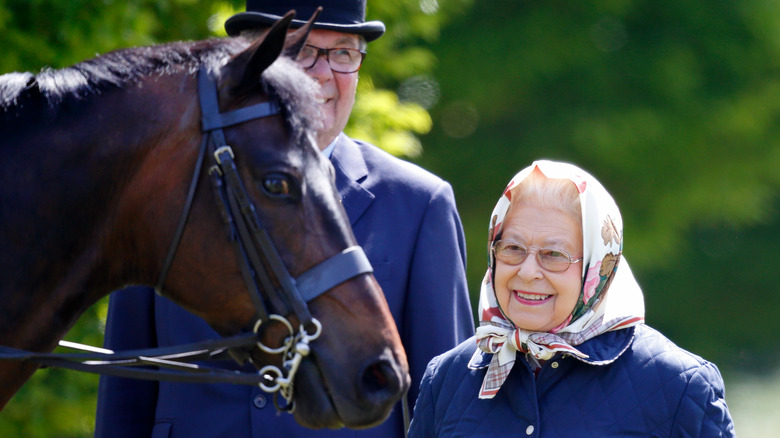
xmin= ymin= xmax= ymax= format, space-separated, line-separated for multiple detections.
xmin=0 ymin=66 xmax=373 ymax=412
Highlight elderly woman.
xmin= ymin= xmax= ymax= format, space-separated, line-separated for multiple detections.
xmin=408 ymin=160 xmax=735 ymax=437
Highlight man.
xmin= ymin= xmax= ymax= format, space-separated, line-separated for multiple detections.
xmin=94 ymin=1 xmax=474 ymax=436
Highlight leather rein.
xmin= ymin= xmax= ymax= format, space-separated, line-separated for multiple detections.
xmin=0 ymin=66 xmax=373 ymax=411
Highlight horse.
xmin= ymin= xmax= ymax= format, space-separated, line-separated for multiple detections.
xmin=0 ymin=12 xmax=409 ymax=429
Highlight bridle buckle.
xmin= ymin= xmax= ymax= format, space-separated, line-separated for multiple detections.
xmin=213 ymin=145 xmax=235 ymax=165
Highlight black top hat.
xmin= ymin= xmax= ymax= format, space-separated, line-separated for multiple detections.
xmin=225 ymin=0 xmax=385 ymax=42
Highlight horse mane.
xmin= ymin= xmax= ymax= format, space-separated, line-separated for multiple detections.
xmin=0 ymin=38 xmax=321 ymax=140
xmin=0 ymin=39 xmax=234 ymax=110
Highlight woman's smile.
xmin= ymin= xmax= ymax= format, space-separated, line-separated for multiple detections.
xmin=513 ymin=290 xmax=552 ymax=304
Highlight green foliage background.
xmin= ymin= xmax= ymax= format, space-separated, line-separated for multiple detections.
xmin=2 ymin=0 xmax=779 ymax=435
xmin=418 ymin=0 xmax=780 ymax=374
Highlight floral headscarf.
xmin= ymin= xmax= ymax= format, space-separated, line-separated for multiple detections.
xmin=469 ymin=160 xmax=645 ymax=399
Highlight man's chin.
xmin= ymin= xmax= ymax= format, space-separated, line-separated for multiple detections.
xmin=317 ymin=129 xmax=340 ymax=150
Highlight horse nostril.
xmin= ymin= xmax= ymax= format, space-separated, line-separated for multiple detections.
xmin=363 ymin=363 xmax=388 ymax=391
xmin=360 ymin=360 xmax=402 ymax=399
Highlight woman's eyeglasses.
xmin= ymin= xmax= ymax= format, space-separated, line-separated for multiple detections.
xmin=492 ymin=239 xmax=582 ymax=272
xmin=295 ymin=45 xmax=367 ymax=74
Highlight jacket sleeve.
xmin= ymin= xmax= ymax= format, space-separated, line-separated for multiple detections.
xmin=94 ymin=286 xmax=159 ymax=438
xmin=403 ymin=181 xmax=474 ymax=410
xmin=672 ymin=361 xmax=736 ymax=437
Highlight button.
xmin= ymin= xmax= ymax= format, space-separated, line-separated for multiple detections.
xmin=526 ymin=425 xmax=534 ymax=435
xmin=253 ymin=394 xmax=267 ymax=409
xmin=551 ymin=361 xmax=559 ymax=369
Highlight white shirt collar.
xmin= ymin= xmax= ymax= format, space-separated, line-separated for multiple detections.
xmin=321 ymin=134 xmax=340 ymax=159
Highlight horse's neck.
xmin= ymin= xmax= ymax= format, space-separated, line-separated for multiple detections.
xmin=0 ymin=72 xmax=199 ymax=351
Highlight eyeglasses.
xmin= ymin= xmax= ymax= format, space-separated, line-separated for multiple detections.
xmin=295 ymin=45 xmax=367 ymax=74
xmin=492 ymin=239 xmax=582 ymax=273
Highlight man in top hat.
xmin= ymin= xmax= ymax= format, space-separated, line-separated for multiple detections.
xmin=94 ymin=1 xmax=474 ymax=437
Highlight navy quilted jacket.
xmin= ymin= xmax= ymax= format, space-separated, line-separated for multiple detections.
xmin=408 ymin=324 xmax=735 ymax=437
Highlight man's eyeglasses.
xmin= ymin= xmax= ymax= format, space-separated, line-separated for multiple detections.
xmin=492 ymin=239 xmax=582 ymax=273
xmin=295 ymin=45 xmax=367 ymax=74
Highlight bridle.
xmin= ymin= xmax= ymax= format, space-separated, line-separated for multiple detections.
xmin=156 ymin=64 xmax=375 ymax=407
xmin=0 ymin=65 xmax=373 ymax=412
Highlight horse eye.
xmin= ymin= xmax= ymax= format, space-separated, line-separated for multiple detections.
xmin=262 ymin=174 xmax=291 ymax=198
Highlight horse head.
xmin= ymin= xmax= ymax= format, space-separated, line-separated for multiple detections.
xmin=143 ymin=12 xmax=410 ymax=428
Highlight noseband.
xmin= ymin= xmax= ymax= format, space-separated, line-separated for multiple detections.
xmin=155 ymin=66 xmax=374 ymax=407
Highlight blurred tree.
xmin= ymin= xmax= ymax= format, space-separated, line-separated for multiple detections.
xmin=0 ymin=0 xmax=238 ymax=72
xmin=0 ymin=302 xmax=108 ymax=437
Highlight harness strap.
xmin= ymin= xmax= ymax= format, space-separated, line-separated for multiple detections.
xmin=198 ymin=68 xmax=279 ymax=132
xmin=202 ymin=101 xmax=280 ymax=131
xmin=199 ymin=68 xmax=290 ymax=319
xmin=209 ymin=165 xmax=272 ymax=323
xmin=0 ymin=333 xmax=263 ymax=385
xmin=212 ymin=146 xmax=297 ymax=319
xmin=154 ymin=133 xmax=209 ymax=294
xmin=295 ymin=247 xmax=373 ymax=302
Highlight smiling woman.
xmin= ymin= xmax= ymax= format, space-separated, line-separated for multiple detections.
xmin=407 ymin=159 xmax=736 ymax=437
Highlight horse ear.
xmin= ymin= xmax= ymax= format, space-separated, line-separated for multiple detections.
xmin=227 ymin=10 xmax=296 ymax=92
xmin=282 ymin=7 xmax=322 ymax=59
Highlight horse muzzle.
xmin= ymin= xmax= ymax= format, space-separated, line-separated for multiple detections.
xmin=292 ymin=346 xmax=410 ymax=429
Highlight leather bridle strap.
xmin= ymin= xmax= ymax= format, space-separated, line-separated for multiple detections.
xmin=295 ymin=246 xmax=373 ymax=302
xmin=0 ymin=334 xmax=264 ymax=385
xmin=154 ymin=68 xmax=282 ymax=297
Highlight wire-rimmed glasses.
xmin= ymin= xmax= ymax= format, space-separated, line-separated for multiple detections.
xmin=492 ymin=239 xmax=583 ymax=272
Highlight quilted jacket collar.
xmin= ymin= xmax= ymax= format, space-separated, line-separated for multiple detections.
xmin=573 ymin=325 xmax=637 ymax=365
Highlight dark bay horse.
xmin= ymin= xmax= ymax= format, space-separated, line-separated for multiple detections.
xmin=0 ymin=13 xmax=408 ymax=429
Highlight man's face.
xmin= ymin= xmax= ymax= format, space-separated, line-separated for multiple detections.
xmin=297 ymin=29 xmax=361 ymax=150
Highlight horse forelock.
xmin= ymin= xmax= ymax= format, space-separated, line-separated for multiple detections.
xmin=260 ymin=57 xmax=323 ymax=147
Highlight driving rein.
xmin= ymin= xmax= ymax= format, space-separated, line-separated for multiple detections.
xmin=0 ymin=66 xmax=373 ymax=411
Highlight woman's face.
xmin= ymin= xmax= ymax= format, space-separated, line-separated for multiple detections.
xmin=493 ymin=201 xmax=583 ymax=332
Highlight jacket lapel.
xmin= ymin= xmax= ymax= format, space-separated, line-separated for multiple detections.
xmin=330 ymin=135 xmax=374 ymax=226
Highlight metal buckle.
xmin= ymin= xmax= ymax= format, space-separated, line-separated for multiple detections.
xmin=214 ymin=145 xmax=235 ymax=165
